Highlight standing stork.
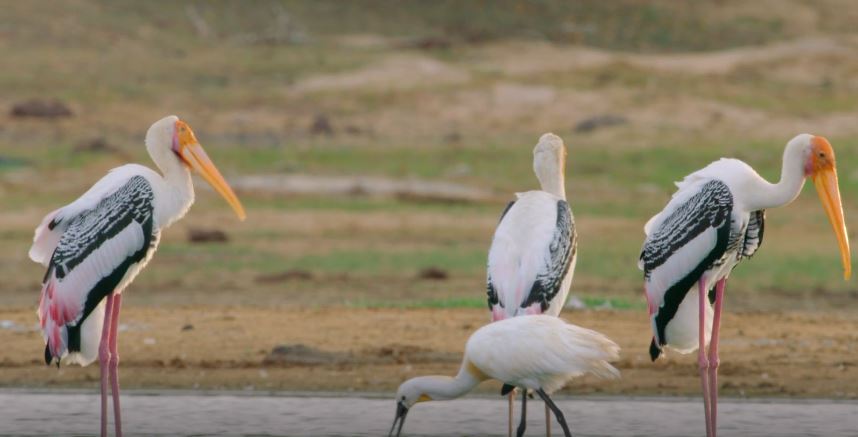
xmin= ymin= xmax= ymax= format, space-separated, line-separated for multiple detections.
xmin=486 ymin=133 xmax=577 ymax=436
xmin=639 ymin=134 xmax=850 ymax=437
xmin=29 ymin=115 xmax=246 ymax=436
xmin=388 ymin=315 xmax=619 ymax=437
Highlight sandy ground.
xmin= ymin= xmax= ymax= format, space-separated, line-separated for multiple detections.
xmin=1 ymin=307 xmax=856 ymax=398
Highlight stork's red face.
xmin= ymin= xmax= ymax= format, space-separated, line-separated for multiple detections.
xmin=805 ymin=136 xmax=850 ymax=279
xmin=806 ymin=136 xmax=836 ymax=175
xmin=172 ymin=120 xmax=246 ymax=221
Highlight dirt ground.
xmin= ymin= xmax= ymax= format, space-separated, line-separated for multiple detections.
xmin=1 ymin=306 xmax=856 ymax=398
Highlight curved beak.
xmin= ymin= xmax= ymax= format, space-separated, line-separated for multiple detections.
xmin=388 ymin=401 xmax=408 ymax=437
xmin=174 ymin=121 xmax=246 ymax=221
xmin=812 ymin=167 xmax=851 ymax=279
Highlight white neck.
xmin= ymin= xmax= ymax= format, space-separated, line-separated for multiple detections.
xmin=147 ymin=142 xmax=195 ymax=228
xmin=743 ymin=142 xmax=806 ymax=211
xmin=410 ymin=366 xmax=482 ymax=402
xmin=537 ymin=169 xmax=566 ymax=199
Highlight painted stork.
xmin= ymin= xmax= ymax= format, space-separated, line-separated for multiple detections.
xmin=486 ymin=133 xmax=577 ymax=436
xmin=29 ymin=115 xmax=246 ymax=436
xmin=639 ymin=134 xmax=850 ymax=437
xmin=388 ymin=315 xmax=619 ymax=437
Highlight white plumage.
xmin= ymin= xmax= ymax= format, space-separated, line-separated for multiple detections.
xmin=639 ymin=134 xmax=851 ymax=437
xmin=641 ymin=153 xmax=803 ymax=355
xmin=487 ymin=133 xmax=577 ymax=320
xmin=466 ymin=315 xmax=620 ymax=392
xmin=32 ymin=147 xmax=195 ymax=366
xmin=389 ymin=315 xmax=619 ymax=437
xmin=35 ymin=171 xmax=161 ymax=366
xmin=485 ymin=133 xmax=578 ymax=436
xmin=29 ymin=115 xmax=245 ymax=437
xmin=488 ymin=191 xmax=574 ymax=318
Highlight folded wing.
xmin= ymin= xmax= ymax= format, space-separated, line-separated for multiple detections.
xmin=38 ymin=175 xmax=156 ymax=365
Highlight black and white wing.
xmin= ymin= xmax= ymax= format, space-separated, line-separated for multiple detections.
xmin=487 ymin=191 xmax=577 ymax=320
xmin=38 ymin=174 xmax=156 ymax=366
xmin=639 ymin=179 xmax=733 ymax=359
xmin=486 ymin=200 xmax=516 ymax=313
xmin=741 ymin=210 xmax=765 ymax=259
xmin=519 ymin=200 xmax=576 ymax=314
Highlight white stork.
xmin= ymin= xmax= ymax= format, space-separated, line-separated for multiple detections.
xmin=29 ymin=115 xmax=246 ymax=436
xmin=639 ymin=134 xmax=850 ymax=437
xmin=486 ymin=133 xmax=577 ymax=436
xmin=388 ymin=315 xmax=619 ymax=437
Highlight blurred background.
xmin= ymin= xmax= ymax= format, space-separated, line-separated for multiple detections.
xmin=1 ymin=1 xmax=856 ymax=398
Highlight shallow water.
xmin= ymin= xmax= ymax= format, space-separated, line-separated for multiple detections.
xmin=1 ymin=390 xmax=856 ymax=436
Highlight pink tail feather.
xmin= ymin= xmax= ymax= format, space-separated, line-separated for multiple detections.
xmin=39 ymin=274 xmax=69 ymax=363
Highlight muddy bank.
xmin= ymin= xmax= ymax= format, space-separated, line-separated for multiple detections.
xmin=0 ymin=307 xmax=856 ymax=398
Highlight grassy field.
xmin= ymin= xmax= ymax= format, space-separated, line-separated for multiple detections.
xmin=1 ymin=1 xmax=858 ymax=394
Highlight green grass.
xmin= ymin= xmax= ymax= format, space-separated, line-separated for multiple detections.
xmin=148 ymin=241 xmax=488 ymax=279
xmin=285 ymin=247 xmax=488 ymax=275
xmin=346 ymin=294 xmax=645 ymax=310
xmin=201 ymin=0 xmax=796 ymax=52
xmin=346 ymin=296 xmax=487 ymax=309
xmin=242 ymin=196 xmax=499 ymax=214
xmin=730 ymin=251 xmax=852 ymax=293
xmin=580 ymin=296 xmax=647 ymax=310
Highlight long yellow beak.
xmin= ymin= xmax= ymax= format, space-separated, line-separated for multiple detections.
xmin=180 ymin=142 xmax=247 ymax=221
xmin=812 ymin=167 xmax=850 ymax=279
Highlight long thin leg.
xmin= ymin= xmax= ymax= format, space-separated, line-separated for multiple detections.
xmin=516 ymin=389 xmax=527 ymax=437
xmin=509 ymin=391 xmax=515 ymax=437
xmin=708 ymin=279 xmax=726 ymax=437
xmin=545 ymin=402 xmax=551 ymax=437
xmin=99 ymin=294 xmax=115 ymax=437
xmin=108 ymin=293 xmax=123 ymax=437
xmin=535 ymin=389 xmax=571 ymax=437
xmin=698 ymin=279 xmax=712 ymax=437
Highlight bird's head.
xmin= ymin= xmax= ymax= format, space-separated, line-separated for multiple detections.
xmin=791 ymin=134 xmax=850 ymax=279
xmin=532 ymin=133 xmax=568 ymax=197
xmin=388 ymin=378 xmax=434 ymax=436
xmin=533 ymin=132 xmax=566 ymax=174
xmin=146 ymin=115 xmax=246 ymax=221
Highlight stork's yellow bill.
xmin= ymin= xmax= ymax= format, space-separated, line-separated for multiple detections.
xmin=808 ymin=136 xmax=850 ymax=280
xmin=173 ymin=120 xmax=247 ymax=221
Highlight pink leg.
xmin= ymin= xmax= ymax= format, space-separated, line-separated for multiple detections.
xmin=708 ymin=279 xmax=726 ymax=437
xmin=108 ymin=293 xmax=123 ymax=437
xmin=698 ymin=279 xmax=712 ymax=437
xmin=99 ymin=294 xmax=115 ymax=437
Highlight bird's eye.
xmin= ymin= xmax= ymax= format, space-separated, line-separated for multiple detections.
xmin=401 ymin=396 xmax=406 ymax=400
xmin=818 ymin=152 xmax=825 ymax=158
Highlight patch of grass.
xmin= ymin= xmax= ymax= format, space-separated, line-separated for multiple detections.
xmin=262 ymin=1 xmax=794 ymax=52
xmin=208 ymin=134 xmax=538 ymax=192
xmin=348 ymin=295 xmax=645 ymax=310
xmin=346 ymin=296 xmax=486 ymax=309
xmin=531 ymin=61 xmax=858 ymax=117
xmin=580 ymin=296 xmax=647 ymax=310
xmin=242 ymin=195 xmax=498 ymax=214
xmin=285 ymin=247 xmax=487 ymax=275
xmin=730 ymin=251 xmax=853 ymax=294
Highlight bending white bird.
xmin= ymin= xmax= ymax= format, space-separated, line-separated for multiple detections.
xmin=389 ymin=315 xmax=619 ymax=437
xmin=486 ymin=133 xmax=577 ymax=435
xmin=29 ymin=115 xmax=246 ymax=437
xmin=639 ymin=134 xmax=850 ymax=437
